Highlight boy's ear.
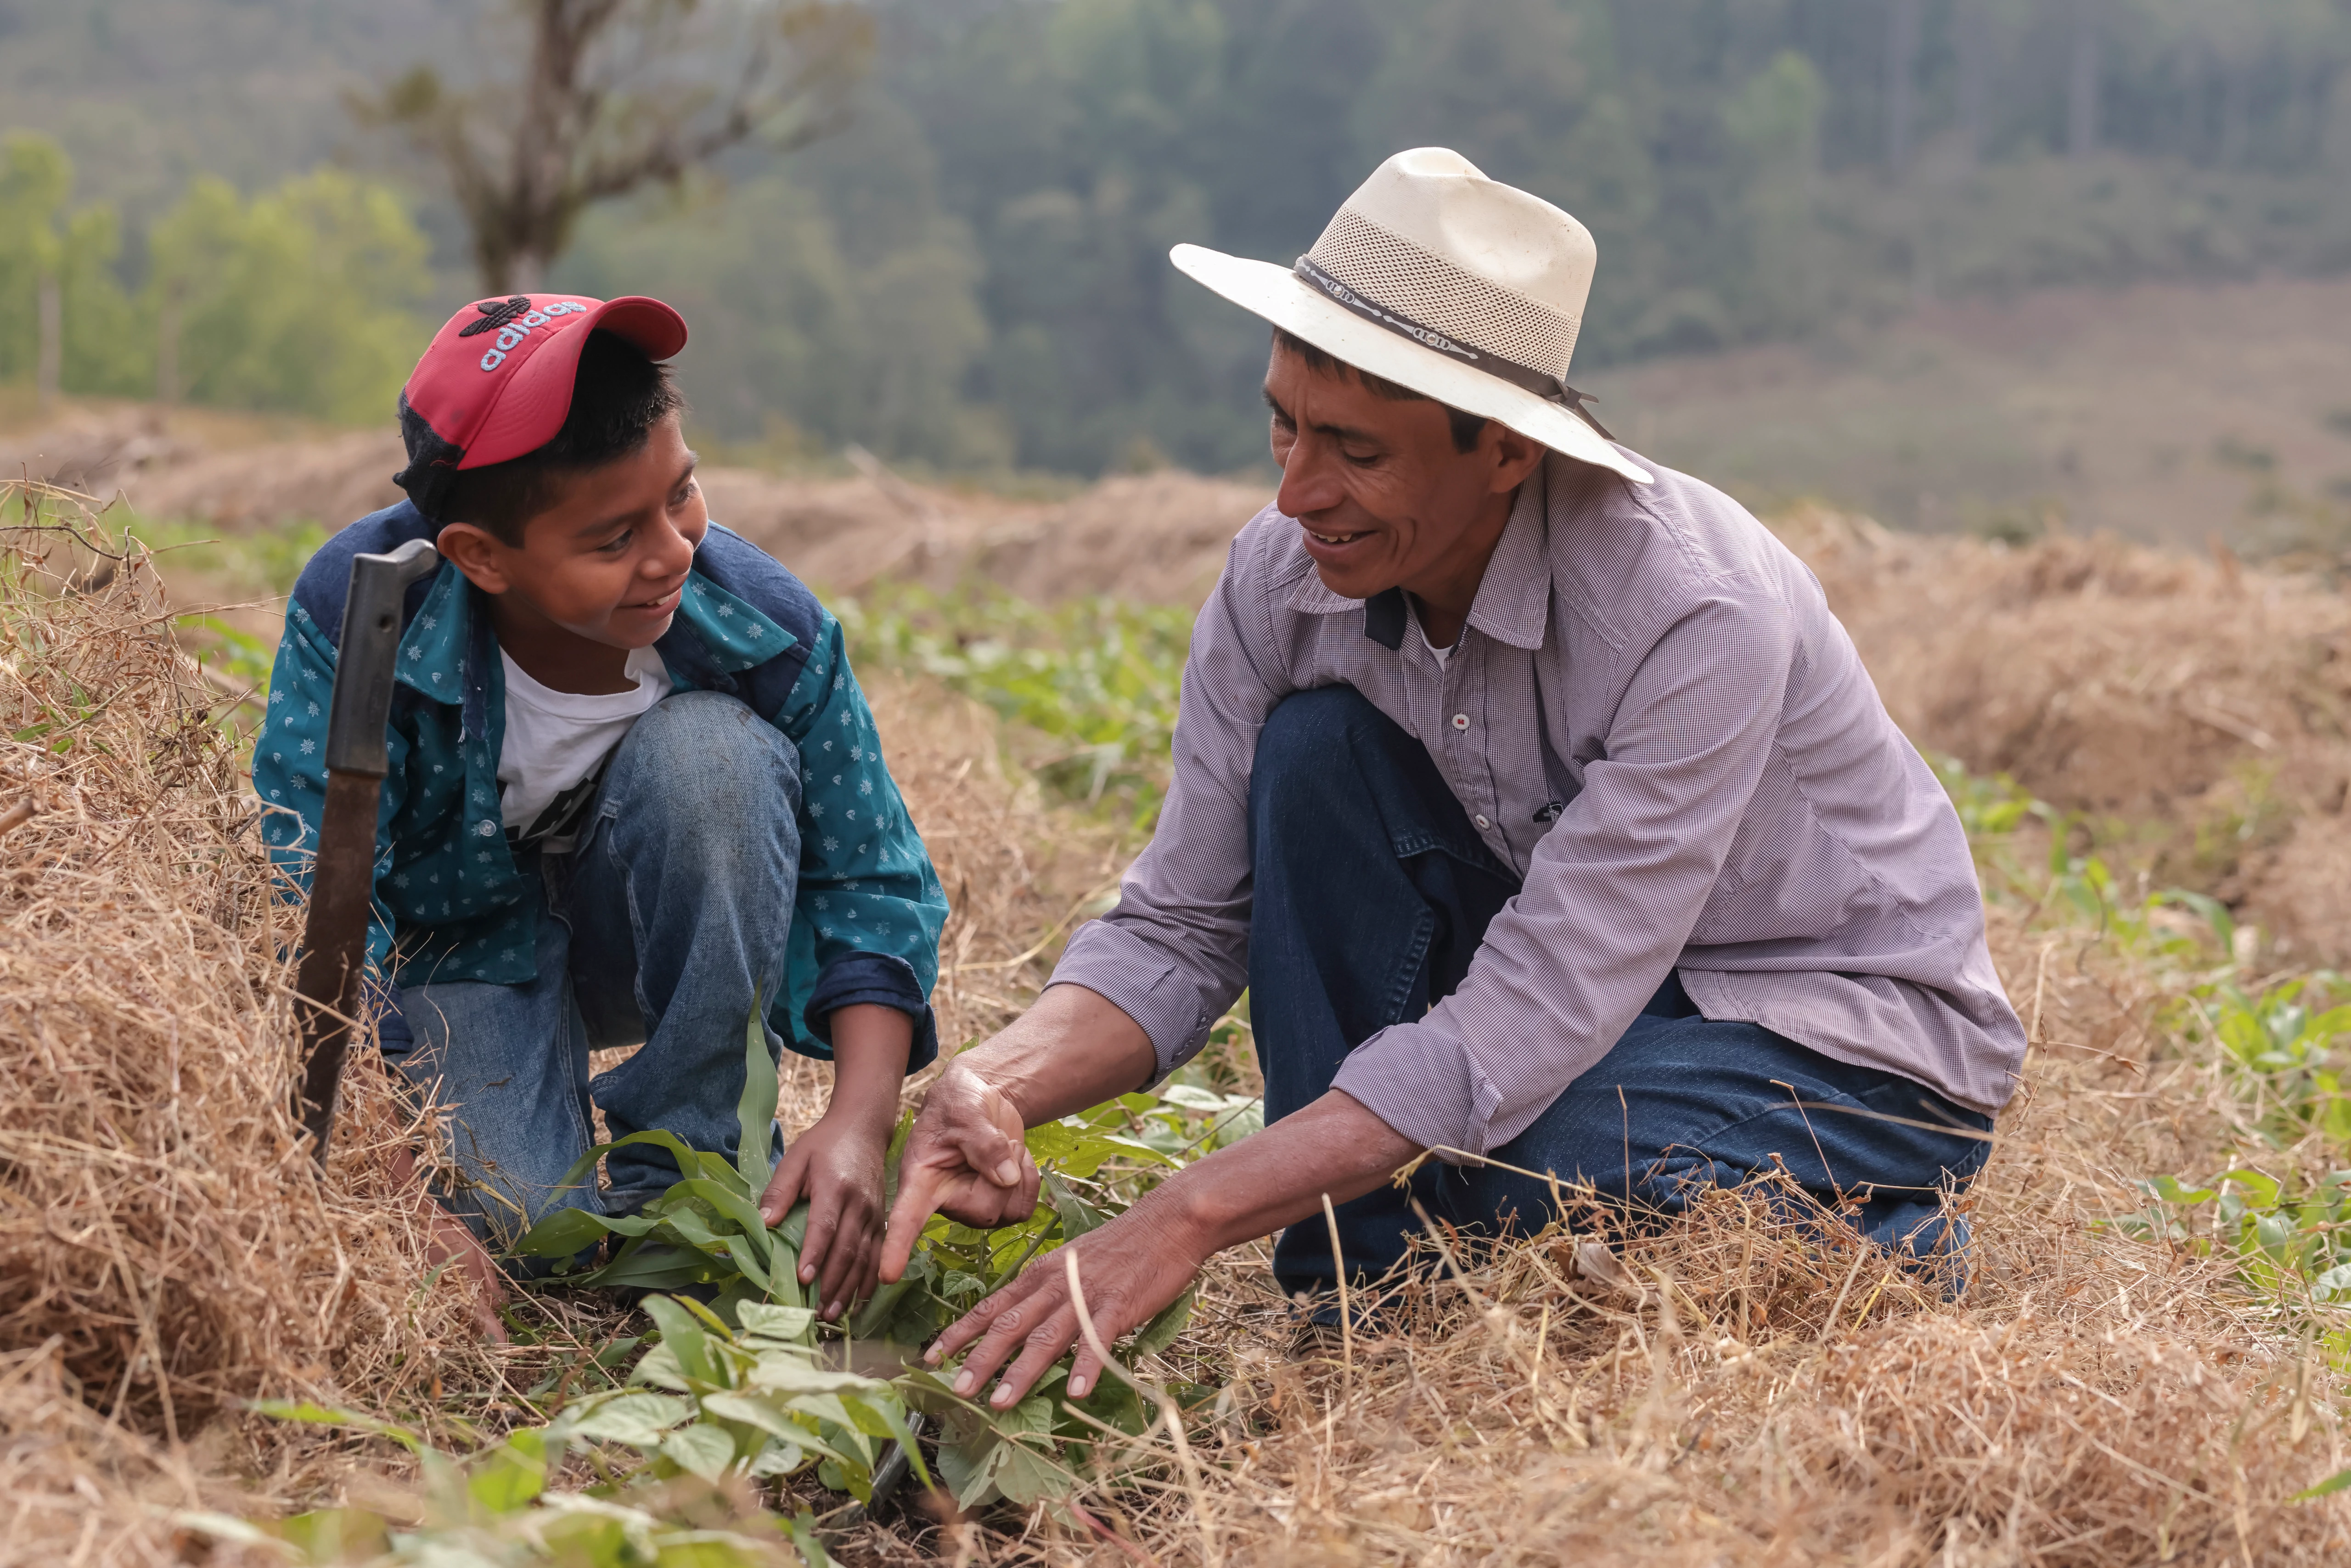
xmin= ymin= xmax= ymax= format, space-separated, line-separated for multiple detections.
xmin=434 ymin=522 xmax=513 ymax=596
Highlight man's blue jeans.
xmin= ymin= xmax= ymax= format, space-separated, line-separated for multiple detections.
xmin=1247 ymin=686 xmax=1994 ymax=1299
xmin=388 ymin=691 xmax=796 ymax=1245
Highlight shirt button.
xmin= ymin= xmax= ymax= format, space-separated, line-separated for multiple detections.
xmin=1474 ymin=813 xmax=1491 ymax=830
xmin=1451 ymin=713 xmax=1470 ymax=731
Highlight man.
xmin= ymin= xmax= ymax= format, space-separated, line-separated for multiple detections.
xmin=877 ymin=149 xmax=2026 ymax=1411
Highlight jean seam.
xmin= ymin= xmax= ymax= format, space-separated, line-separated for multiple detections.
xmin=1377 ymin=906 xmax=1438 ymax=1031
xmin=1633 ymin=1082 xmax=1985 ymax=1198
xmin=556 ymin=972 xmax=599 ymax=1210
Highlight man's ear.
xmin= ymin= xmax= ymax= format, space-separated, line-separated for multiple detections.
xmin=1485 ymin=422 xmax=1547 ymax=495
xmin=434 ymin=522 xmax=513 ymax=595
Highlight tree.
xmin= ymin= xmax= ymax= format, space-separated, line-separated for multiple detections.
xmin=146 ymin=171 xmax=433 ymax=423
xmin=353 ymin=0 xmax=874 ymax=293
xmin=0 ymin=135 xmax=143 ymax=405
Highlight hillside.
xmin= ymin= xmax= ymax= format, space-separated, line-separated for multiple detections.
xmin=1583 ymin=273 xmax=2351 ymax=548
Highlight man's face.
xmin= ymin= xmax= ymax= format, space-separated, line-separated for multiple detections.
xmin=1263 ymin=340 xmax=1533 ymax=602
xmin=444 ymin=412 xmax=707 ymax=650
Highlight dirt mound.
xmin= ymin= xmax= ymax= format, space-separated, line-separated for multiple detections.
xmin=0 ymin=404 xmax=407 ymax=530
xmin=1782 ymin=508 xmax=2351 ymax=959
xmin=4 ymin=402 xmax=1266 ymax=604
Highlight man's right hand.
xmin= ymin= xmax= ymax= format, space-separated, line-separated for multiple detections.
xmin=877 ymin=1060 xmax=1042 ymax=1280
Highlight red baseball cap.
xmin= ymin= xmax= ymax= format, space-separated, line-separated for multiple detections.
xmin=393 ymin=292 xmax=689 ymax=520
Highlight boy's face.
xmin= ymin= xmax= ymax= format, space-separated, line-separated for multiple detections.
xmin=439 ymin=413 xmax=707 ymax=650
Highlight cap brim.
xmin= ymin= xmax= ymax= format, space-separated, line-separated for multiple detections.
xmin=461 ymin=295 xmax=690 ymax=470
xmin=1169 ymin=244 xmax=1650 ymax=486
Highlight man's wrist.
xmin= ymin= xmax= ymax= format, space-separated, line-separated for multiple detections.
xmin=1142 ymin=1162 xmax=1237 ymax=1259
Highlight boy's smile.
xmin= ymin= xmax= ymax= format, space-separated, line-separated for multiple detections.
xmin=436 ymin=413 xmax=707 ymax=693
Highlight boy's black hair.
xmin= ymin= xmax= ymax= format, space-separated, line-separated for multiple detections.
xmin=439 ymin=330 xmax=687 ymax=545
xmin=1271 ymin=326 xmax=1490 ymax=454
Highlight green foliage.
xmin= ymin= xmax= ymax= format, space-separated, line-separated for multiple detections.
xmin=510 ymin=997 xmax=814 ymax=1309
xmin=501 ymin=984 xmax=1258 ymax=1516
xmin=838 ymin=584 xmax=1192 ymax=824
xmin=148 ymin=169 xmax=432 ymax=423
xmin=2180 ymin=975 xmax=2351 ymax=1152
xmin=207 ymin=1398 xmax=835 ymax=1566
xmin=0 ymin=133 xmax=429 ymax=418
xmin=0 ymin=134 xmax=144 ymax=397
xmin=2122 ymin=976 xmax=2351 ymax=1353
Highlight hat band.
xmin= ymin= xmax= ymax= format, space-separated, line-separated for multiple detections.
xmin=1292 ymin=255 xmax=1614 ymax=440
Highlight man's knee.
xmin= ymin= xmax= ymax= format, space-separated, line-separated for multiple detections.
xmin=609 ymin=691 xmax=800 ymax=834
xmin=1253 ymin=685 xmax=1395 ymax=811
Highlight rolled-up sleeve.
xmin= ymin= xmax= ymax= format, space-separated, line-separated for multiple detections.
xmin=1050 ymin=535 xmax=1292 ymax=1076
xmin=1332 ymin=594 xmax=1794 ymax=1157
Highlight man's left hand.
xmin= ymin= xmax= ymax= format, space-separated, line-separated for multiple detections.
xmin=925 ymin=1189 xmax=1210 ymax=1406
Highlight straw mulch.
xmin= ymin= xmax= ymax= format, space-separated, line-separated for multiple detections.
xmin=0 ymin=491 xmax=508 ymax=1563
xmin=1777 ymin=507 xmax=2351 ymax=966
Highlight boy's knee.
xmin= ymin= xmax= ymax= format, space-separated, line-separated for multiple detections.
xmin=612 ymin=692 xmax=800 ymax=827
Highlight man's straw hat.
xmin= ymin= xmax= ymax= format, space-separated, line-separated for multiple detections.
xmin=1171 ymin=147 xmax=1651 ymax=485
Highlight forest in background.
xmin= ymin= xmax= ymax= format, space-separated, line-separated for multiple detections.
xmin=4 ymin=0 xmax=2351 ymax=477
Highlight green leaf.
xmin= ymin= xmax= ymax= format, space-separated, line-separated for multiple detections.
xmin=574 ymin=1242 xmax=718 ymax=1292
xmin=249 ymin=1400 xmax=426 ymax=1455
xmin=544 ymin=1130 xmax=707 ymax=1201
xmin=506 ymin=1203 xmax=653 ymax=1260
xmin=466 ymin=1429 xmax=547 ymax=1516
xmin=641 ymin=1295 xmax=720 ymax=1385
xmin=1046 ymin=1171 xmax=1110 ymax=1242
xmin=737 ymin=989 xmax=781 ymax=1197
xmin=2293 ymin=1466 xmax=2351 ymax=1502
xmin=745 ymin=1355 xmax=891 ymax=1399
xmin=552 ymin=1391 xmax=693 ymax=1446
xmin=668 ymin=1180 xmax=776 ymax=1268
xmin=659 ymin=1421 xmax=738 ymax=1483
xmin=1131 ymin=1286 xmax=1194 ymax=1360
xmin=736 ymin=1302 xmax=816 ymax=1344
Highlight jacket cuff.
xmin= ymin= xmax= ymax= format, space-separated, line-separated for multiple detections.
xmin=1330 ymin=1021 xmax=1496 ymax=1160
xmin=1048 ymin=919 xmax=1216 ymax=1081
xmin=369 ymin=972 xmax=416 ymax=1059
xmin=802 ymin=951 xmax=939 ymax=1073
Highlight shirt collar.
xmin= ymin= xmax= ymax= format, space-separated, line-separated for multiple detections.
xmin=676 ymin=570 xmax=793 ymax=672
xmin=389 ymin=558 xmax=792 ymax=705
xmin=1280 ymin=468 xmax=1555 ymax=652
xmin=392 ymin=560 xmax=472 ymax=702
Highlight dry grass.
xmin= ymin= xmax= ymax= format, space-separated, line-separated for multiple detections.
xmin=0 ymin=489 xmax=498 ymax=1563
xmin=1779 ymin=506 xmax=2351 ymax=965
xmin=6 ymin=479 xmax=2351 ymax=1566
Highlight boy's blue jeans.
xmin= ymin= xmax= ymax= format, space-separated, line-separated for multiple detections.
xmin=1248 ymin=686 xmax=1995 ymax=1299
xmin=388 ymin=691 xmax=795 ymax=1245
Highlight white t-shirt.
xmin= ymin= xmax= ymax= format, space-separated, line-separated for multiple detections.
xmin=497 ymin=645 xmax=670 ymax=849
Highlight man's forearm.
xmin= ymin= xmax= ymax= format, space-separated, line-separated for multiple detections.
xmin=1136 ymin=1088 xmax=1422 ymax=1254
xmin=956 ymin=982 xmax=1159 ymax=1126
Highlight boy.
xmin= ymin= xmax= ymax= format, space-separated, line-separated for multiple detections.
xmin=255 ymin=293 xmax=947 ymax=1327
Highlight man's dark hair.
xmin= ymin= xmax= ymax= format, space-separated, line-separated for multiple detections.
xmin=441 ymin=330 xmax=687 ymax=545
xmin=1271 ymin=326 xmax=1490 ymax=454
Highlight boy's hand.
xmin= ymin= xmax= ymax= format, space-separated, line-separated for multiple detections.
xmin=759 ymin=1113 xmax=889 ymax=1321
xmin=759 ymin=1002 xmax=913 ymax=1321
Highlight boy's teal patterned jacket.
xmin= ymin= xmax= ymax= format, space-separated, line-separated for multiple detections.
xmin=252 ymin=500 xmax=948 ymax=1068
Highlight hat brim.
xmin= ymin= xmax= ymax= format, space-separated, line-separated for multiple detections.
xmin=1170 ymin=244 xmax=1650 ymax=486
